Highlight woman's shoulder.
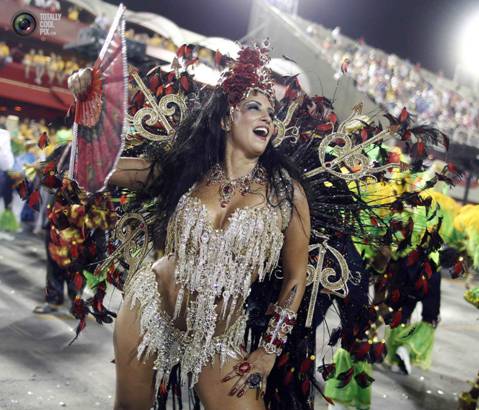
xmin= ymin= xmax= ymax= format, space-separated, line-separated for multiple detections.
xmin=272 ymin=167 xmax=307 ymax=198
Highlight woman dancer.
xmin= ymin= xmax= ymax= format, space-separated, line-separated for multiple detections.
xmin=69 ymin=46 xmax=310 ymax=410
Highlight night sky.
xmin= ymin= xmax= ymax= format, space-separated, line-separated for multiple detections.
xmin=106 ymin=0 xmax=479 ymax=78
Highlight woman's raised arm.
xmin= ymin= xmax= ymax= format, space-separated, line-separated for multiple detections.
xmin=67 ymin=69 xmax=156 ymax=191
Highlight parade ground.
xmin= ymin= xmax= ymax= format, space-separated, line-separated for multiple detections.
xmin=1 ymin=231 xmax=478 ymax=410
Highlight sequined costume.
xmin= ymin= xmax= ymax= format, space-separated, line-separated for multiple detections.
xmin=124 ymin=177 xmax=292 ymax=391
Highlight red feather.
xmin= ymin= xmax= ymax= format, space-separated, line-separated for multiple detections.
xmin=155 ymin=85 xmax=164 ymax=97
xmin=148 ymin=73 xmax=161 ymax=91
xmin=316 ymin=123 xmax=333 ymax=133
xmin=28 ymin=190 xmax=41 ymax=210
xmin=355 ymin=371 xmax=375 ymax=388
xmin=167 ymin=71 xmax=176 ymax=83
xmin=391 ymin=289 xmax=401 ymax=304
xmin=284 ymin=85 xmax=298 ymax=101
xmin=180 ymin=74 xmax=190 ymax=92
xmin=352 ymin=341 xmax=371 ymax=360
xmin=70 ymin=244 xmax=79 ymax=259
xmin=370 ymin=341 xmax=386 ymax=363
xmin=215 ymin=49 xmax=223 ymax=66
xmin=318 ymin=363 xmax=336 ymax=381
xmin=176 ymin=44 xmax=186 ymax=58
xmin=42 ymin=175 xmax=62 ymax=189
xmin=399 ymin=107 xmax=409 ymax=123
xmin=299 ymin=357 xmax=313 ymax=373
xmin=390 ymin=310 xmax=402 ymax=328
xmin=328 ymin=112 xmax=337 ymax=124
xmin=407 ymin=250 xmax=420 ymax=267
xmin=73 ymin=272 xmax=84 ymax=291
xmin=423 ymin=261 xmax=433 ymax=279
xmin=415 ymin=277 xmax=429 ymax=295
xmin=17 ymin=180 xmax=29 ymax=200
xmin=411 ymin=141 xmax=426 ymax=158
xmin=301 ymin=379 xmax=311 ymax=396
xmin=42 ymin=161 xmax=56 ymax=175
xmin=278 ymin=353 xmax=289 ymax=368
xmin=361 ymin=128 xmax=368 ymax=142
xmin=401 ymin=130 xmax=412 ymax=141
xmin=283 ymin=369 xmax=295 ymax=386
xmin=185 ymin=57 xmax=199 ymax=67
xmin=337 ymin=367 xmax=354 ymax=388
xmin=133 ymin=90 xmax=145 ymax=107
xmin=453 ymin=261 xmax=464 ymax=277
xmin=38 ymin=131 xmax=49 ymax=149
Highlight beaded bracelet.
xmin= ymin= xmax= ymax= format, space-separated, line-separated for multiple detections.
xmin=259 ymin=304 xmax=297 ymax=356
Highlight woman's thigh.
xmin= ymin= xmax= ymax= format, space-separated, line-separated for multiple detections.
xmin=113 ymin=301 xmax=155 ymax=410
xmin=195 ymin=355 xmax=266 ymax=410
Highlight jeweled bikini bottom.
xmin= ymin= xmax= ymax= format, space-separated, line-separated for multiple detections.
xmin=124 ymin=265 xmax=247 ymax=395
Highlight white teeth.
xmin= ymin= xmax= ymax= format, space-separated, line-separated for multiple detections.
xmin=253 ymin=127 xmax=268 ymax=137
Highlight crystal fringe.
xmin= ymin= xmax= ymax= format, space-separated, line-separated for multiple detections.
xmin=125 ymin=266 xmax=247 ymax=392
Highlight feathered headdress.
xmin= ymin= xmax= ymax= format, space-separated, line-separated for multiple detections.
xmin=219 ymin=42 xmax=275 ymax=106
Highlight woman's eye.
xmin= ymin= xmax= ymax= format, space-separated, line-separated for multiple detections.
xmin=247 ymin=104 xmax=260 ymax=110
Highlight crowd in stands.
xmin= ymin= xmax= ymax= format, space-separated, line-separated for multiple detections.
xmin=305 ymin=24 xmax=479 ymax=147
xmin=125 ymin=28 xmax=177 ymax=52
xmin=22 ymin=49 xmax=80 ymax=85
xmin=23 ymin=0 xmax=61 ymax=12
xmin=0 ymin=40 xmax=82 ymax=87
xmin=0 ymin=42 xmax=13 ymax=67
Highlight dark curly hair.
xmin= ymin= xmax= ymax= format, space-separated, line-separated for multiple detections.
xmin=141 ymin=88 xmax=307 ymax=250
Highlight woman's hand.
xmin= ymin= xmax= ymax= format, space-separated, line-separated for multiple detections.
xmin=222 ymin=348 xmax=276 ymax=398
xmin=67 ymin=67 xmax=93 ymax=100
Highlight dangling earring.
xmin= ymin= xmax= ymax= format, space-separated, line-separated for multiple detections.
xmin=221 ymin=119 xmax=231 ymax=132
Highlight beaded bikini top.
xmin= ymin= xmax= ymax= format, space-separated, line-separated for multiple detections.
xmin=164 ymin=175 xmax=292 ymax=350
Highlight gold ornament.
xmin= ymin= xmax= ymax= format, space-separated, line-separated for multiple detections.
xmin=305 ymin=235 xmax=351 ymax=328
xmin=305 ymin=103 xmax=400 ymax=181
xmin=126 ymin=68 xmax=187 ymax=142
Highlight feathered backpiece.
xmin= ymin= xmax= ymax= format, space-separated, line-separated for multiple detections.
xmin=125 ymin=57 xmax=192 ymax=147
xmin=23 ymin=35 xmax=463 ymax=410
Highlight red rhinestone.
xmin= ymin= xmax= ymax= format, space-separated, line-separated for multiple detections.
xmin=238 ymin=362 xmax=251 ymax=373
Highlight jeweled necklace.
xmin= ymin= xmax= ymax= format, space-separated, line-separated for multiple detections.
xmin=207 ymin=163 xmax=267 ymax=207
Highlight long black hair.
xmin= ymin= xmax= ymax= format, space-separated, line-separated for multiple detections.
xmin=142 ymin=87 xmax=306 ymax=250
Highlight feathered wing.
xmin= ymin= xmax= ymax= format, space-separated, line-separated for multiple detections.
xmin=248 ymin=91 xmax=460 ymax=409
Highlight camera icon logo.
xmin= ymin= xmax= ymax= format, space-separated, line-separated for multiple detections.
xmin=11 ymin=11 xmax=37 ymax=36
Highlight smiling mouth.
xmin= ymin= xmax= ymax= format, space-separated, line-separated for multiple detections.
xmin=253 ymin=126 xmax=269 ymax=139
